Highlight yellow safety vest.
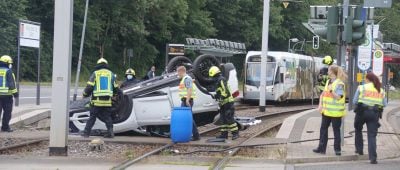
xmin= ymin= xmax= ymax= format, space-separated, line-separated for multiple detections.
xmin=178 ymin=75 xmax=197 ymax=99
xmin=86 ymin=69 xmax=116 ymax=107
xmin=321 ymin=79 xmax=346 ymax=117
xmin=0 ymin=68 xmax=16 ymax=95
xmin=358 ymin=83 xmax=385 ymax=107
xmin=93 ymin=69 xmax=113 ymax=97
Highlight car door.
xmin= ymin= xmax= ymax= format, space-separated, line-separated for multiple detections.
xmin=133 ymin=89 xmax=173 ymax=126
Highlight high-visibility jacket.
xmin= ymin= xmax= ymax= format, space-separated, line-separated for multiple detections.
xmin=216 ymin=76 xmax=234 ymax=106
xmin=0 ymin=68 xmax=17 ymax=96
xmin=85 ymin=68 xmax=117 ymax=107
xmin=178 ymin=75 xmax=197 ymax=99
xmin=358 ymin=83 xmax=385 ymax=107
xmin=321 ymin=79 xmax=346 ymax=117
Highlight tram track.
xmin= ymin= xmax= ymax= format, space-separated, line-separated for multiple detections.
xmin=0 ymin=138 xmax=48 ymax=154
xmin=111 ymin=106 xmax=313 ymax=170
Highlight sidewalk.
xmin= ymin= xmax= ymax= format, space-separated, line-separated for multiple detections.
xmin=8 ymin=103 xmax=52 ymax=128
xmin=277 ymin=101 xmax=400 ymax=164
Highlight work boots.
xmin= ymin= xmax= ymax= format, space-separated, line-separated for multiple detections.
xmin=81 ymin=130 xmax=90 ymax=138
xmin=216 ymin=131 xmax=228 ymax=139
xmin=231 ymin=131 xmax=239 ymax=140
xmin=104 ymin=127 xmax=114 ymax=138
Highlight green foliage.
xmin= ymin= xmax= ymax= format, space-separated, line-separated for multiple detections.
xmin=1 ymin=0 xmax=398 ymax=84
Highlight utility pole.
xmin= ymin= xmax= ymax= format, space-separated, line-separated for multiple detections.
xmin=73 ymin=0 xmax=89 ymax=101
xmin=259 ymin=0 xmax=270 ymax=112
xmin=49 ymin=0 xmax=73 ymax=156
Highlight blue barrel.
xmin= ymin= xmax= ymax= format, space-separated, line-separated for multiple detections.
xmin=170 ymin=107 xmax=193 ymax=143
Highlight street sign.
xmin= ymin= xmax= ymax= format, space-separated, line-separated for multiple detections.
xmin=19 ymin=21 xmax=41 ymax=48
xmin=364 ymin=0 xmax=392 ymax=8
xmin=167 ymin=44 xmax=185 ymax=55
xmin=357 ymin=25 xmax=372 ymax=71
xmin=372 ymin=50 xmax=384 ymax=76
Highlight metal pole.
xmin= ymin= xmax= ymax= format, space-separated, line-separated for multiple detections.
xmin=259 ymin=0 xmax=270 ymax=112
xmin=36 ymin=44 xmax=41 ymax=105
xmin=73 ymin=0 xmax=89 ymax=101
xmin=288 ymin=40 xmax=290 ymax=52
xmin=340 ymin=0 xmax=350 ymax=147
xmin=15 ymin=21 xmax=21 ymax=107
xmin=165 ymin=44 xmax=169 ymax=71
xmin=49 ymin=0 xmax=73 ymax=156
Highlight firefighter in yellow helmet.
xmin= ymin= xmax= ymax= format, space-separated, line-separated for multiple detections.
xmin=209 ymin=66 xmax=239 ymax=140
xmin=0 ymin=55 xmax=18 ymax=132
xmin=317 ymin=56 xmax=334 ymax=92
xmin=82 ymin=58 xmax=119 ymax=138
xmin=120 ymin=68 xmax=139 ymax=88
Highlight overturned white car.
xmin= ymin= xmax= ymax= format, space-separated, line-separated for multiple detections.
xmin=69 ymin=54 xmax=239 ymax=136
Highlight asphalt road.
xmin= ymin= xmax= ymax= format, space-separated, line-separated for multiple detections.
xmin=293 ymin=158 xmax=400 ymax=170
xmin=17 ymin=85 xmax=84 ymax=105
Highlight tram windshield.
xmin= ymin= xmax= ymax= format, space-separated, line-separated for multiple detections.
xmin=246 ymin=62 xmax=276 ymax=86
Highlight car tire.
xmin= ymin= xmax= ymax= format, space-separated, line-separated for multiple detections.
xmin=193 ymin=54 xmax=220 ymax=85
xmin=221 ymin=63 xmax=235 ymax=79
xmin=166 ymin=56 xmax=192 ymax=73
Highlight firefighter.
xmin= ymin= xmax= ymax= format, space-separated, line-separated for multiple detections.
xmin=209 ymin=66 xmax=239 ymax=140
xmin=353 ymin=72 xmax=386 ymax=164
xmin=317 ymin=56 xmax=334 ymax=92
xmin=177 ymin=66 xmax=200 ymax=141
xmin=120 ymin=68 xmax=139 ymax=88
xmin=0 ymin=55 xmax=18 ymax=132
xmin=313 ymin=65 xmax=347 ymax=156
xmin=82 ymin=58 xmax=119 ymax=138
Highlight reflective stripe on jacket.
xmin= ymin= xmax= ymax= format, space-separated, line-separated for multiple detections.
xmin=321 ymin=79 xmax=346 ymax=117
xmin=358 ymin=83 xmax=385 ymax=107
xmin=216 ymin=78 xmax=234 ymax=106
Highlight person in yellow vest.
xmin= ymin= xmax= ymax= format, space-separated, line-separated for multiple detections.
xmin=0 ymin=55 xmax=18 ymax=132
xmin=209 ymin=66 xmax=239 ymax=140
xmin=177 ymin=66 xmax=200 ymax=141
xmin=353 ymin=72 xmax=386 ymax=164
xmin=313 ymin=65 xmax=347 ymax=155
xmin=82 ymin=58 xmax=119 ymax=138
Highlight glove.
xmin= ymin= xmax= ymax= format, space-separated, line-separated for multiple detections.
xmin=13 ymin=92 xmax=19 ymax=98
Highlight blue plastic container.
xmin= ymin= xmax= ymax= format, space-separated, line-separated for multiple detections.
xmin=170 ymin=107 xmax=193 ymax=143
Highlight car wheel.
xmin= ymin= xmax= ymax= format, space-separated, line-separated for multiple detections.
xmin=166 ymin=56 xmax=192 ymax=73
xmin=193 ymin=54 xmax=220 ymax=85
xmin=221 ymin=63 xmax=235 ymax=79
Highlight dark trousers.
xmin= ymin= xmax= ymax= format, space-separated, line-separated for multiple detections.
xmin=0 ymin=96 xmax=13 ymax=131
xmin=84 ymin=106 xmax=113 ymax=133
xmin=181 ymin=98 xmax=199 ymax=138
xmin=220 ymin=102 xmax=238 ymax=133
xmin=354 ymin=109 xmax=379 ymax=161
xmin=317 ymin=114 xmax=342 ymax=152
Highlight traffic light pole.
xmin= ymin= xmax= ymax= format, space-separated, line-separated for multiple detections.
xmin=339 ymin=0 xmax=350 ymax=147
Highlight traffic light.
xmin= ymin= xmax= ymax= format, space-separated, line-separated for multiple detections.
xmin=314 ymin=6 xmax=339 ymax=44
xmin=344 ymin=6 xmax=366 ymax=45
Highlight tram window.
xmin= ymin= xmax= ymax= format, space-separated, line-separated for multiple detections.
xmin=246 ymin=62 xmax=276 ymax=86
xmin=248 ymin=55 xmax=274 ymax=62
xmin=274 ymin=67 xmax=280 ymax=84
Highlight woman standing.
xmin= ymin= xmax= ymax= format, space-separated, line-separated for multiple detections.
xmin=313 ymin=65 xmax=347 ymax=156
xmin=353 ymin=72 xmax=386 ymax=164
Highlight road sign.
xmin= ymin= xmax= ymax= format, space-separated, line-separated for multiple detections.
xmin=372 ymin=50 xmax=384 ymax=76
xmin=357 ymin=25 xmax=372 ymax=71
xmin=19 ymin=21 xmax=41 ymax=48
xmin=364 ymin=0 xmax=392 ymax=8
xmin=167 ymin=44 xmax=185 ymax=55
